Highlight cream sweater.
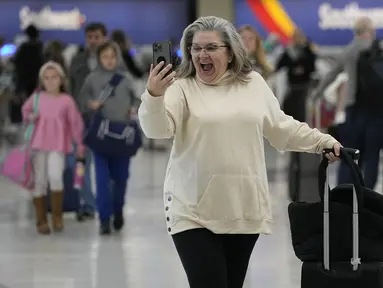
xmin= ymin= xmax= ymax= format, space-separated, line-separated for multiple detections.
xmin=138 ymin=71 xmax=338 ymax=235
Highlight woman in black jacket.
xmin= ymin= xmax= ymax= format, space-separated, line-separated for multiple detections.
xmin=12 ymin=25 xmax=43 ymax=124
xmin=275 ymin=29 xmax=316 ymax=122
xmin=110 ymin=30 xmax=143 ymax=79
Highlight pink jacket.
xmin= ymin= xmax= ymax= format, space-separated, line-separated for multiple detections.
xmin=22 ymin=91 xmax=85 ymax=155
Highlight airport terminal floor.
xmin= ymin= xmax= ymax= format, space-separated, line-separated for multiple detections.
xmin=0 ymin=139 xmax=367 ymax=288
xmin=0 ymin=50 xmax=346 ymax=287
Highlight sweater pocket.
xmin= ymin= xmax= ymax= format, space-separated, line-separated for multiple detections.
xmin=196 ymin=174 xmax=266 ymax=222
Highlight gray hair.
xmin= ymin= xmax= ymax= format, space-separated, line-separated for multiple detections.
xmin=176 ymin=16 xmax=252 ymax=83
xmin=354 ymin=17 xmax=374 ymax=36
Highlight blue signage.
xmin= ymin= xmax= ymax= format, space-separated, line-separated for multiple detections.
xmin=0 ymin=1 xmax=188 ymax=45
xmin=235 ymin=0 xmax=383 ymax=46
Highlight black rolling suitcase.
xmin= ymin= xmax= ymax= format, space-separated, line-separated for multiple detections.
xmin=301 ymin=148 xmax=383 ymax=287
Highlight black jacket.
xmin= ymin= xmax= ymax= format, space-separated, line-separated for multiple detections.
xmin=13 ymin=40 xmax=44 ymax=96
xmin=276 ymin=44 xmax=316 ymax=86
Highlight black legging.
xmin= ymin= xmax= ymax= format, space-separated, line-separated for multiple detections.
xmin=172 ymin=228 xmax=259 ymax=288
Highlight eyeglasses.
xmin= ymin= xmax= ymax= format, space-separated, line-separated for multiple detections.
xmin=189 ymin=44 xmax=227 ymax=55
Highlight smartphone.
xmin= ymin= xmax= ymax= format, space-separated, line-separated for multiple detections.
xmin=153 ymin=41 xmax=173 ymax=77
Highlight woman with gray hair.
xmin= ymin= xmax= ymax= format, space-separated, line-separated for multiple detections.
xmin=139 ymin=16 xmax=341 ymax=287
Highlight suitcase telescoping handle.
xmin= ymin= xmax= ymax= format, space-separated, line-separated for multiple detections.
xmin=322 ymin=147 xmax=361 ymax=272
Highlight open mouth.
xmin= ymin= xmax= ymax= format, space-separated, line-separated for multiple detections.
xmin=200 ymin=63 xmax=213 ymax=72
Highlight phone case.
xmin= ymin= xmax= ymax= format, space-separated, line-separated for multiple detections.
xmin=153 ymin=41 xmax=172 ymax=69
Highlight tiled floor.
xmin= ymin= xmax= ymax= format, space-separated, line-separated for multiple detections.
xmin=0 ymin=142 xmax=376 ymax=288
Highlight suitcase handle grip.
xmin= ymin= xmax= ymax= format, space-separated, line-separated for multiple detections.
xmin=319 ymin=147 xmax=364 ymax=205
xmin=321 ymin=147 xmax=365 ymax=188
xmin=323 ymin=147 xmax=360 ymax=160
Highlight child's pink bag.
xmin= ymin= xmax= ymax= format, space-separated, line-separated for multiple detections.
xmin=0 ymin=93 xmax=39 ymax=190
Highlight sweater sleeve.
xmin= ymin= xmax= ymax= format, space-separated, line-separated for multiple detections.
xmin=261 ymin=75 xmax=339 ymax=153
xmin=138 ymin=81 xmax=186 ymax=139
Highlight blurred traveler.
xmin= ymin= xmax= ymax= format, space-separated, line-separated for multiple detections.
xmin=12 ymin=25 xmax=43 ymax=124
xmin=263 ymin=33 xmax=284 ymax=97
xmin=110 ymin=29 xmax=144 ymax=79
xmin=44 ymin=40 xmax=67 ymax=74
xmin=62 ymin=44 xmax=81 ymax=70
xmin=323 ymin=72 xmax=348 ymax=123
xmin=80 ymin=42 xmax=137 ymax=235
xmin=275 ymin=28 xmax=316 ymax=122
xmin=70 ymin=22 xmax=107 ymax=105
xmin=263 ymin=33 xmax=282 ymax=55
xmin=69 ymin=22 xmax=107 ymax=219
xmin=238 ymin=25 xmax=273 ymax=79
xmin=314 ymin=17 xmax=376 ymax=187
xmin=22 ymin=61 xmax=84 ymax=234
xmin=314 ymin=17 xmax=374 ymax=104
xmin=275 ymin=29 xmax=316 ymax=197
xmin=138 ymin=16 xmax=341 ymax=288
xmin=263 ymin=33 xmax=284 ymax=68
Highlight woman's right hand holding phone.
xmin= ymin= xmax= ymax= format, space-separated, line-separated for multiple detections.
xmin=147 ymin=61 xmax=176 ymax=97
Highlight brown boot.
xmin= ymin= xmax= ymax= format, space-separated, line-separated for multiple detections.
xmin=51 ymin=191 xmax=64 ymax=232
xmin=33 ymin=196 xmax=50 ymax=235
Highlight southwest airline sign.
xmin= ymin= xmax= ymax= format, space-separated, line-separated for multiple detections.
xmin=236 ymin=0 xmax=383 ymax=46
xmin=245 ymin=0 xmax=296 ymax=44
xmin=0 ymin=2 xmax=188 ymax=45
xmin=19 ymin=6 xmax=86 ymax=30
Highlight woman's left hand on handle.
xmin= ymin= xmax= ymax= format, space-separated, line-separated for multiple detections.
xmin=325 ymin=142 xmax=342 ymax=164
